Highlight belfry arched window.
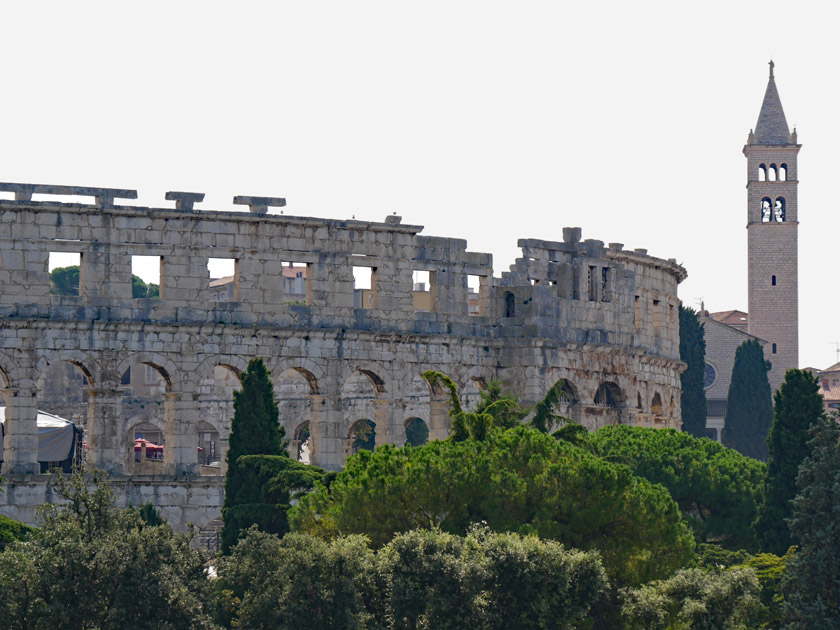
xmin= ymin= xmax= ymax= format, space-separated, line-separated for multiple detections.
xmin=758 ymin=164 xmax=767 ymax=181
xmin=774 ymin=198 xmax=785 ymax=222
xmin=779 ymin=164 xmax=787 ymax=181
xmin=761 ymin=198 xmax=772 ymax=222
xmin=768 ymin=164 xmax=777 ymax=181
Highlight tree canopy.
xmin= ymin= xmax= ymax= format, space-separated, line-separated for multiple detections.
xmin=218 ymin=525 xmax=607 ymax=630
xmin=291 ymin=426 xmax=694 ymax=588
xmin=222 ymin=357 xmax=287 ymax=553
xmin=0 ymin=472 xmax=215 ymax=630
xmin=586 ymin=425 xmax=765 ymax=549
xmin=754 ymin=368 xmax=824 ymax=555
xmin=49 ymin=265 xmax=159 ymax=298
xmin=781 ymin=417 xmax=840 ymax=627
xmin=679 ymin=305 xmax=708 ymax=439
xmin=723 ymin=339 xmax=773 ymax=460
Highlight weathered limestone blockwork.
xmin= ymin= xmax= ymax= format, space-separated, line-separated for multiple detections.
xmin=0 ymin=184 xmax=686 ymax=528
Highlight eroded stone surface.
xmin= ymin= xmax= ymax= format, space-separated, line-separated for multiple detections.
xmin=0 ymin=186 xmax=686 ymax=528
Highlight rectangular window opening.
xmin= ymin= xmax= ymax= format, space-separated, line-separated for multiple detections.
xmin=413 ymin=270 xmax=431 ymax=311
xmin=634 ymin=295 xmax=641 ymax=332
xmin=49 ymin=251 xmax=82 ymax=296
xmin=653 ymin=298 xmax=662 ymax=338
xmin=131 ymin=255 xmax=162 ymax=299
xmin=588 ymin=266 xmax=598 ymax=301
xmin=353 ymin=265 xmax=377 ymax=309
xmin=600 ymin=268 xmax=611 ymax=302
xmin=208 ymin=258 xmax=239 ymax=302
xmin=468 ymin=274 xmax=485 ymax=316
xmin=280 ymin=261 xmax=310 ymax=305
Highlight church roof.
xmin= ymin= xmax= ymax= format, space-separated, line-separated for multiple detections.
xmin=709 ymin=309 xmax=749 ymax=327
xmin=752 ymin=61 xmax=792 ymax=146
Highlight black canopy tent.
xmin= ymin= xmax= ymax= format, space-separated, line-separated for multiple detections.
xmin=0 ymin=408 xmax=78 ymax=473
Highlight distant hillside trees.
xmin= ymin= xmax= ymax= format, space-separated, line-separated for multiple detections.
xmin=723 ymin=339 xmax=773 ymax=460
xmin=679 ymin=305 xmax=707 ymax=438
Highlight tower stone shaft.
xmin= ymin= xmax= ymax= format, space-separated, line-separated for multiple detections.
xmin=743 ymin=61 xmax=799 ymax=392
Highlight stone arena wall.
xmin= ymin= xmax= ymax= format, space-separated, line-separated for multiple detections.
xmin=0 ymin=183 xmax=686 ymax=528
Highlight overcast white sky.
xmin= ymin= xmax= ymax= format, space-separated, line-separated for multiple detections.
xmin=2 ymin=1 xmax=838 ymax=369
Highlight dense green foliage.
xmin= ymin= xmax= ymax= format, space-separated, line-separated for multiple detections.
xmin=49 ymin=265 xmax=81 ymax=296
xmin=0 ymin=514 xmax=33 ymax=550
xmin=217 ymin=525 xmax=607 ymax=630
xmin=754 ymin=369 xmax=824 ymax=555
xmin=781 ymin=417 xmax=840 ymax=627
xmin=222 ymin=358 xmax=286 ymax=553
xmin=620 ymin=567 xmax=760 ymax=629
xmin=49 ymin=265 xmax=159 ymax=298
xmin=0 ymin=472 xmax=215 ymax=630
xmin=131 ymin=274 xmax=160 ymax=298
xmin=472 ymin=379 xmax=530 ymax=430
xmin=422 ymin=370 xmax=518 ymax=441
xmin=723 ymin=339 xmax=773 ymax=460
xmin=586 ymin=426 xmax=765 ymax=549
xmin=291 ymin=426 xmax=694 ymax=588
xmin=403 ymin=418 xmax=429 ymax=447
xmin=741 ymin=549 xmax=793 ymax=628
xmin=679 ymin=305 xmax=708 ymax=438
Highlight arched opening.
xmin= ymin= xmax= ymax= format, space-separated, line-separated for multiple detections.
xmin=121 ymin=361 xmax=171 ymax=473
xmin=504 ymin=292 xmax=515 ymax=318
xmin=772 ymin=275 xmax=777 ymax=286
xmin=348 ymin=419 xmax=376 ymax=455
xmin=651 ymin=393 xmax=663 ymax=416
xmin=758 ymin=164 xmax=767 ymax=181
xmin=293 ymin=421 xmax=310 ymax=463
xmin=128 ymin=420 xmax=165 ymax=474
xmin=669 ymin=396 xmax=676 ymax=417
xmin=275 ymin=368 xmax=315 ymax=456
xmin=197 ymin=421 xmax=221 ymax=472
xmin=342 ymin=370 xmax=382 ymax=448
xmin=636 ymin=392 xmax=643 ymax=410
xmin=761 ymin=198 xmax=773 ymax=222
xmin=556 ymin=379 xmax=578 ymax=405
xmin=779 ymin=164 xmax=787 ymax=181
xmin=35 ymin=359 xmax=93 ymax=470
xmin=772 ymin=343 xmax=777 ymax=354
xmin=774 ymin=198 xmax=785 ymax=222
xmin=404 ymin=417 xmax=429 ymax=447
xmin=768 ymin=164 xmax=777 ymax=181
xmin=594 ymin=382 xmax=623 ymax=408
xmin=461 ymin=377 xmax=486 ymax=411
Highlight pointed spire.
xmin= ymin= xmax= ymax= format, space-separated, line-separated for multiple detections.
xmin=752 ymin=60 xmax=792 ymax=145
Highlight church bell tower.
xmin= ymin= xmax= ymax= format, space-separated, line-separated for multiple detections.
xmin=744 ymin=61 xmax=800 ymax=392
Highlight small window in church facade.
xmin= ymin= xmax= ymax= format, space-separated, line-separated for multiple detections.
xmin=772 ymin=343 xmax=777 ymax=354
xmin=772 ymin=275 xmax=776 ymax=286
xmin=758 ymin=164 xmax=767 ymax=181
xmin=779 ymin=164 xmax=787 ymax=181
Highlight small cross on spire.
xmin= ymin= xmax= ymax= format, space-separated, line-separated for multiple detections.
xmin=769 ymin=60 xmax=775 ymax=79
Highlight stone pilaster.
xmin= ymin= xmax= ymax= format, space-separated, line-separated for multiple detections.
xmin=1 ymin=388 xmax=40 ymax=474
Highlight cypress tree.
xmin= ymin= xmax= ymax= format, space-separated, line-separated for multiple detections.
xmin=781 ymin=417 xmax=840 ymax=627
xmin=679 ymin=305 xmax=707 ymax=438
xmin=221 ymin=357 xmax=286 ymax=553
xmin=754 ymin=369 xmax=824 ymax=555
xmin=722 ymin=339 xmax=773 ymax=460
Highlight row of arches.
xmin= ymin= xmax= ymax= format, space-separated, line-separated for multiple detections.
xmin=760 ymin=197 xmax=786 ymax=222
xmin=758 ymin=163 xmax=788 ymax=182
xmin=0 ymin=351 xmax=681 ymax=473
